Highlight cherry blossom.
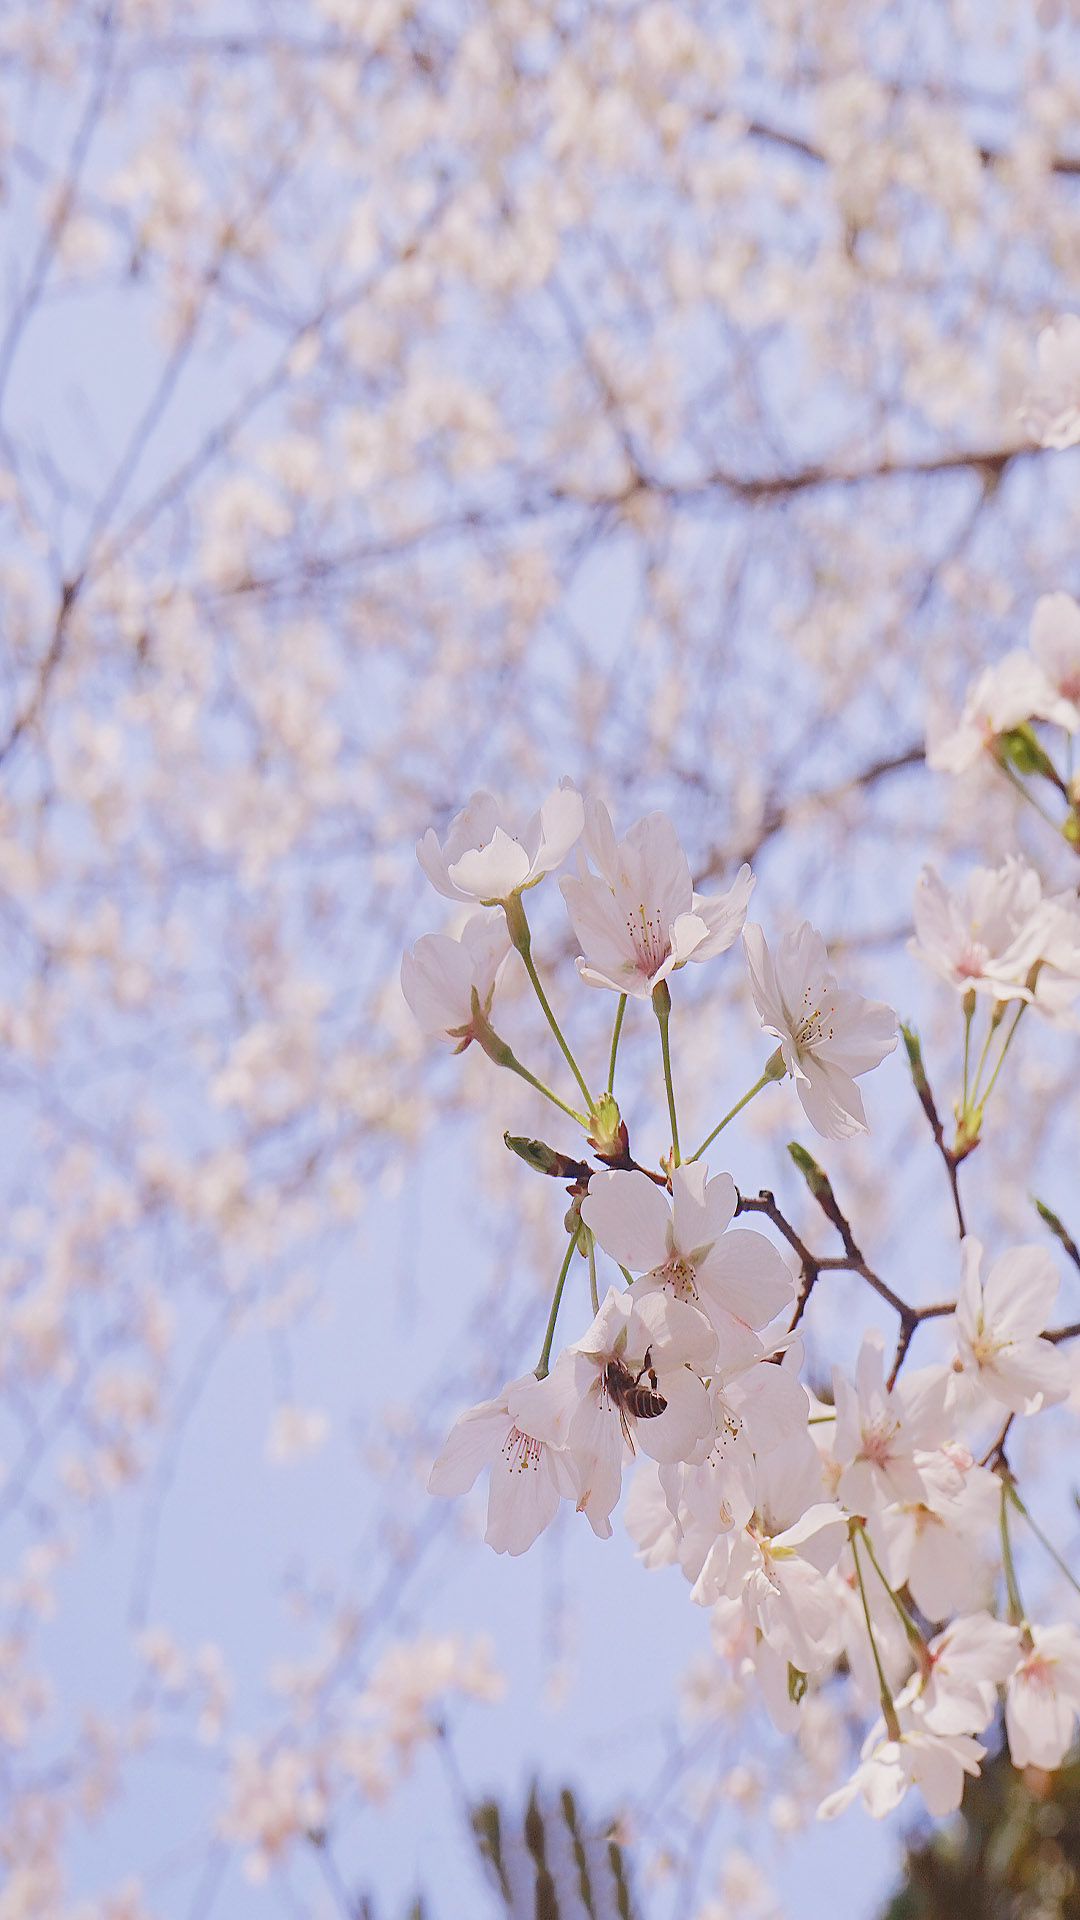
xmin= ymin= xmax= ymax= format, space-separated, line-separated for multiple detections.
xmin=819 ymin=1718 xmax=985 ymax=1821
xmin=1020 ymin=314 xmax=1080 ymax=451
xmin=867 ymin=1446 xmax=1001 ymax=1621
xmin=909 ymin=859 xmax=1063 ymax=1003
xmin=901 ymin=1612 xmax=1020 ymax=1736
xmin=515 ymin=1287 xmax=716 ymax=1537
xmin=952 ymin=1238 xmax=1070 ymax=1415
xmin=560 ymin=801 xmax=754 ymax=997
xmin=1005 ymin=1624 xmax=1080 ymax=1769
xmin=400 ymin=910 xmax=511 ymax=1047
xmin=580 ymin=1164 xmax=794 ymax=1343
xmin=742 ymin=922 xmax=897 ymax=1139
xmin=1030 ymin=592 xmax=1080 ymax=731
xmin=927 ymin=653 xmax=1075 ymax=773
xmin=416 ymin=781 xmax=584 ymax=903
xmin=832 ymin=1336 xmax=951 ymax=1517
xmin=427 ymin=1376 xmax=580 ymax=1555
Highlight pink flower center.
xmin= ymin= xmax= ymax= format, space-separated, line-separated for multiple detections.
xmin=794 ymin=986 xmax=835 ymax=1052
xmin=627 ymin=903 xmax=671 ymax=978
xmin=858 ymin=1413 xmax=900 ymax=1467
xmin=502 ymin=1427 xmax=542 ymax=1474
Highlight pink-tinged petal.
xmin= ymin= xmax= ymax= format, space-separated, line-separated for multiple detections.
xmin=671 ymin=1163 xmax=736 ymax=1256
xmin=983 ymin=1244 xmax=1059 ymax=1338
xmin=668 ymin=911 xmax=709 ymax=964
xmin=728 ymin=1360 xmax=808 ymax=1453
xmin=509 ymin=1352 xmax=595 ymax=1449
xmin=582 ymin=795 xmax=620 ymax=885
xmin=562 ymin=872 xmax=655 ymax=996
xmin=485 ymin=1433 xmax=576 ymax=1556
xmin=416 ymin=827 xmax=470 ymax=900
xmin=416 ymin=791 xmax=503 ymax=898
xmin=815 ymin=990 xmax=897 ymax=1074
xmin=400 ymin=933 xmax=478 ymax=1038
xmin=954 ymin=1237 xmax=983 ymax=1347
xmin=581 ymin=1170 xmax=672 ymax=1273
xmin=669 ymin=1160 xmax=709 ymax=1253
xmin=619 ymin=812 xmax=694 ymax=930
xmin=448 ymin=827 xmax=532 ymax=901
xmin=742 ymin=923 xmax=786 ymax=1032
xmin=773 ymin=922 xmax=829 ymax=1017
xmin=532 ymin=781 xmax=585 ymax=876
xmin=985 ymin=1338 xmax=1070 ymax=1413
xmin=696 ymin=1228 xmax=794 ymax=1328
xmin=795 ymin=1059 xmax=868 ymax=1139
xmin=634 ymin=1291 xmax=717 ymax=1370
xmin=690 ymin=864 xmax=756 ymax=960
xmin=636 ymin=1368 xmax=714 ymax=1464
xmin=773 ymin=1503 xmax=848 ymax=1571
xmin=427 ymin=1397 xmax=512 ymax=1495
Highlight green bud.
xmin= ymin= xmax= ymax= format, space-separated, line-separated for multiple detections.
xmin=589 ymin=1091 xmax=622 ymax=1152
xmin=504 ymin=1133 xmax=562 ymax=1176
xmin=995 ymin=723 xmax=1062 ymax=785
xmin=787 ymin=1664 xmax=808 ymax=1705
xmin=899 ymin=1022 xmax=928 ymax=1095
xmin=1032 ymin=1194 xmax=1080 ymax=1266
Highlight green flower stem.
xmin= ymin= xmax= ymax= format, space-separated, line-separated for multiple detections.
xmin=855 ymin=1523 xmax=931 ymax=1673
xmin=998 ymin=758 xmax=1064 ymax=833
xmin=961 ymin=989 xmax=975 ymax=1111
xmin=606 ymin=994 xmax=627 ymax=1097
xmin=851 ymin=1529 xmax=901 ymax=1741
xmin=504 ymin=893 xmax=594 ymax=1116
xmin=536 ymin=1226 xmax=581 ymax=1379
xmin=586 ymin=1231 xmax=599 ymax=1316
xmin=969 ymin=999 xmax=1007 ymax=1106
xmin=652 ymin=979 xmax=680 ymax=1166
xmin=978 ymin=999 xmax=1027 ymax=1109
xmin=999 ymin=1474 xmax=1028 ymax=1629
xmin=687 ymin=1048 xmax=787 ymax=1163
xmin=471 ymin=1003 xmax=589 ymax=1126
xmin=1007 ymin=1479 xmax=1080 ymax=1604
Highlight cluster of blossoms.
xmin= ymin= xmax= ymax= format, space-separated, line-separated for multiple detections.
xmin=404 ymin=773 xmax=1080 ymax=1828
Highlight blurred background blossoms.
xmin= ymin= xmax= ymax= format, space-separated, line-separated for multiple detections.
xmin=7 ymin=1 xmax=1080 ymax=1915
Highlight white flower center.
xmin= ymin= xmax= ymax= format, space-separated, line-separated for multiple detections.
xmin=658 ymin=1253 xmax=698 ymax=1303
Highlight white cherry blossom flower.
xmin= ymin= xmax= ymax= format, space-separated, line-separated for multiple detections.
xmin=400 ymin=909 xmax=511 ymax=1047
xmin=416 ymin=780 xmax=584 ymax=903
xmin=868 ymin=1445 xmax=1001 ymax=1621
xmin=581 ymin=1163 xmax=794 ymax=1343
xmin=927 ymin=652 xmax=1074 ymax=773
xmin=832 ymin=1336 xmax=950 ymax=1518
xmin=742 ymin=922 xmax=897 ymax=1139
xmin=819 ymin=1716 xmax=984 ymax=1821
xmin=691 ymin=1444 xmax=847 ymax=1674
xmin=1006 ymin=1624 xmax=1080 ymax=1769
xmin=953 ymin=1237 xmax=1069 ymax=1415
xmin=516 ymin=1287 xmax=715 ymax=1538
xmin=427 ymin=1375 xmax=580 ymax=1556
xmin=909 ymin=859 xmax=1061 ymax=1003
xmin=902 ymin=1612 xmax=1020 ymax=1737
xmin=1020 ymin=314 xmax=1080 ymax=451
xmin=1030 ymin=591 xmax=1080 ymax=730
xmin=560 ymin=799 xmax=753 ymax=997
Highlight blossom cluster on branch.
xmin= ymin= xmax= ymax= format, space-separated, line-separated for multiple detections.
xmin=408 ymin=719 xmax=1080 ymax=1828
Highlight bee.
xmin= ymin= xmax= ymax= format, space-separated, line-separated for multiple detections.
xmin=603 ymin=1346 xmax=667 ymax=1450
